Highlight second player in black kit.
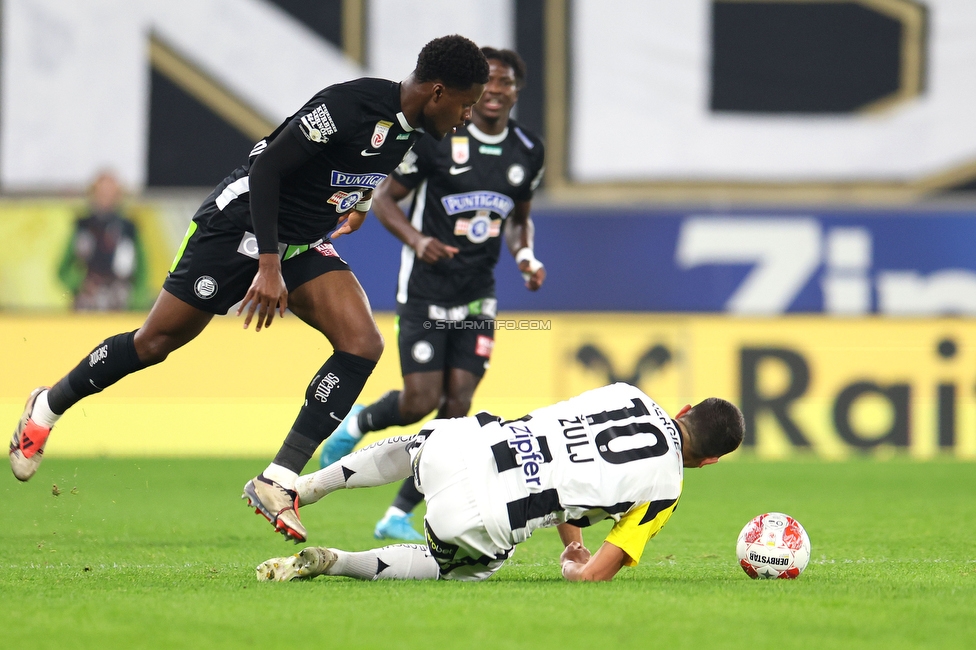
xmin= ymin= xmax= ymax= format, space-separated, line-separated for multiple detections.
xmin=9 ymin=36 xmax=489 ymax=546
xmin=390 ymin=100 xmax=545 ymax=328
xmin=321 ymin=48 xmax=546 ymax=541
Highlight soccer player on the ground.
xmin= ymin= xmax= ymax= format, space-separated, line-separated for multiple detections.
xmin=318 ymin=47 xmax=546 ymax=542
xmin=256 ymin=383 xmax=744 ymax=582
xmin=9 ymin=36 xmax=489 ymax=544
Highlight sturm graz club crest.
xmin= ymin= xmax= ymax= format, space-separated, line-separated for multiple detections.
xmin=506 ymin=164 xmax=525 ymax=186
xmin=194 ymin=276 xmax=218 ymax=299
xmin=412 ymin=340 xmax=434 ymax=364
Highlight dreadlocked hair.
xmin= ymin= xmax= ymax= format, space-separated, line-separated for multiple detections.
xmin=415 ymin=35 xmax=490 ymax=89
xmin=481 ymin=47 xmax=528 ymax=89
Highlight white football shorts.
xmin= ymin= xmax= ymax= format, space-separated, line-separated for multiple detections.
xmin=414 ymin=427 xmax=514 ymax=581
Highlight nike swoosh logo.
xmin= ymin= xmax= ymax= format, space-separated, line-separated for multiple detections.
xmin=329 ymin=412 xmax=343 ymax=423
xmin=449 ymin=165 xmax=473 ymax=175
xmin=361 ymin=149 xmax=381 ymax=157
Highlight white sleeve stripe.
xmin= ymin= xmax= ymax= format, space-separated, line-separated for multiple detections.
xmin=514 ymin=126 xmax=534 ymax=149
xmin=396 ymin=179 xmax=427 ymax=304
xmin=215 ymin=177 xmax=250 ymax=211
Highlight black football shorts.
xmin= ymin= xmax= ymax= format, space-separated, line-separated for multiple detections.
xmin=164 ymin=202 xmax=350 ymax=314
xmin=397 ymin=312 xmax=495 ymax=378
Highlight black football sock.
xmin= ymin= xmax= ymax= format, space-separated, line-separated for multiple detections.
xmin=46 ymin=331 xmax=149 ymax=415
xmin=273 ymin=351 xmax=377 ymax=473
xmin=391 ymin=478 xmax=424 ymax=514
xmin=357 ymin=390 xmax=409 ymax=433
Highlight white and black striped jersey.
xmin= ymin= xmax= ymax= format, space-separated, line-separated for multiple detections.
xmin=426 ymin=383 xmax=683 ymax=565
xmin=216 ymin=78 xmax=422 ymax=244
xmin=391 ymin=120 xmax=545 ymax=312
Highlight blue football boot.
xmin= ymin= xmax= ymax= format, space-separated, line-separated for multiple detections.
xmin=319 ymin=404 xmax=364 ymax=468
xmin=374 ymin=512 xmax=424 ymax=541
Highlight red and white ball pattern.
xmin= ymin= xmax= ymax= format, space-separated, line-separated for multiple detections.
xmin=736 ymin=512 xmax=811 ymax=579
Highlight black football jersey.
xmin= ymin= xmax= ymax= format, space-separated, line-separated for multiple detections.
xmin=391 ymin=119 xmax=545 ymax=310
xmin=215 ymin=78 xmax=422 ymax=244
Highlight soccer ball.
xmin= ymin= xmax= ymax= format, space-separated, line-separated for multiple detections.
xmin=736 ymin=512 xmax=811 ymax=579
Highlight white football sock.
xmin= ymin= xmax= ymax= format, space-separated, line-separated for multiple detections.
xmin=346 ymin=414 xmax=363 ymax=439
xmin=31 ymin=390 xmax=61 ymax=429
xmin=383 ymin=506 xmax=408 ymax=520
xmin=296 ymin=434 xmax=416 ymax=506
xmin=262 ymin=463 xmax=298 ymax=491
xmin=327 ymin=544 xmax=439 ymax=581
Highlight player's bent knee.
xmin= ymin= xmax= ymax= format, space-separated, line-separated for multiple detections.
xmin=442 ymin=396 xmax=472 ymax=418
xmin=400 ymin=387 xmax=441 ymax=422
xmin=339 ymin=327 xmax=384 ymax=361
xmin=133 ymin=335 xmax=177 ymax=366
xmin=357 ymin=332 xmax=384 ymax=361
xmin=368 ymin=330 xmax=385 ymax=359
xmin=400 ymin=400 xmax=437 ymax=424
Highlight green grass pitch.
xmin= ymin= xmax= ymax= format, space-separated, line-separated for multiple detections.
xmin=1 ymin=457 xmax=974 ymax=649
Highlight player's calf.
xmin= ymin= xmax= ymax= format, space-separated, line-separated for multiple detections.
xmin=256 ymin=544 xmax=439 ymax=582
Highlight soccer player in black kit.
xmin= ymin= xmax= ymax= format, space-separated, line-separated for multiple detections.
xmin=9 ymin=36 xmax=489 ymax=544
xmin=320 ymin=48 xmax=546 ymax=541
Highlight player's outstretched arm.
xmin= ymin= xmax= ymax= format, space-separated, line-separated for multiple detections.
xmin=331 ymin=189 xmax=372 ymax=239
xmin=373 ymin=176 xmax=458 ymax=263
xmin=239 ymin=130 xmax=315 ymax=331
xmin=560 ymin=541 xmax=627 ymax=582
xmin=237 ymin=254 xmax=288 ymax=332
xmin=557 ymin=522 xmax=583 ymax=547
xmin=504 ymin=201 xmax=544 ymax=290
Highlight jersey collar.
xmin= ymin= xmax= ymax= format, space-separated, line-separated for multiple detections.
xmin=395 ymin=111 xmax=418 ymax=132
xmin=671 ymin=419 xmax=684 ymax=453
xmin=467 ymin=123 xmax=508 ymax=145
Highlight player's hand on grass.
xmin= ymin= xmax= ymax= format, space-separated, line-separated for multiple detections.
xmin=414 ymin=236 xmax=459 ymax=264
xmin=519 ymin=259 xmax=546 ymax=291
xmin=560 ymin=541 xmax=591 ymax=566
xmin=238 ymin=254 xmax=287 ymax=332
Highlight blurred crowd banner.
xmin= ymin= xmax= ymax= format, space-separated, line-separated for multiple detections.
xmin=5 ymin=201 xmax=976 ymax=317
xmin=1 ymin=313 xmax=973 ymax=459
xmin=0 ymin=200 xmax=175 ymax=310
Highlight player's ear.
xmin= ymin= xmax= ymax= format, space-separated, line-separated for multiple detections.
xmin=675 ymin=404 xmax=692 ymax=418
xmin=698 ymin=457 xmax=719 ymax=468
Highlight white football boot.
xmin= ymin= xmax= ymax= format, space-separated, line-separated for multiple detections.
xmin=255 ymin=547 xmax=337 ymax=582
xmin=9 ymin=387 xmax=53 ymax=481
xmin=243 ymin=474 xmax=308 ymax=543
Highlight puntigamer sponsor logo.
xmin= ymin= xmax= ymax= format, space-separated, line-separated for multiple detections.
xmin=441 ymin=191 xmax=515 ymax=218
xmin=330 ymin=171 xmax=387 ymax=189
xmin=749 ymin=551 xmax=790 ymax=566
